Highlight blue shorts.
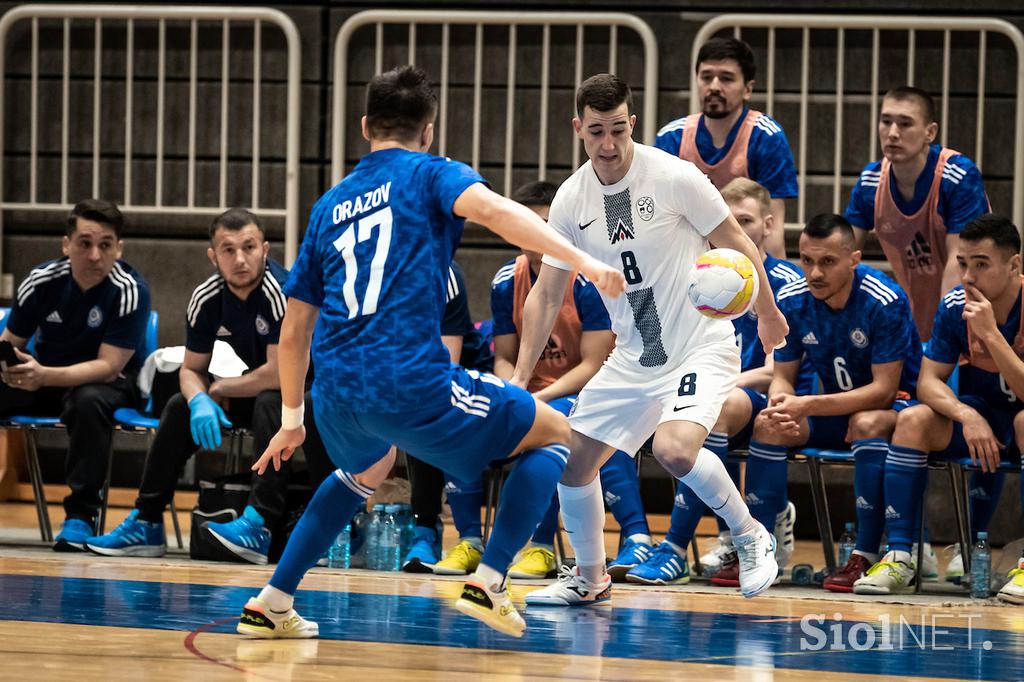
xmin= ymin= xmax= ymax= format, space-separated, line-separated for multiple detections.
xmin=931 ymin=394 xmax=1024 ymax=460
xmin=805 ymin=398 xmax=914 ymax=450
xmin=312 ymin=366 xmax=537 ymax=483
xmin=728 ymin=387 xmax=768 ymax=449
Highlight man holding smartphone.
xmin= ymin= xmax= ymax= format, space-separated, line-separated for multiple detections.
xmin=0 ymin=199 xmax=150 ymax=551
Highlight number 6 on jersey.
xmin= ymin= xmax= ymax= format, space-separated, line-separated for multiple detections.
xmin=333 ymin=207 xmax=393 ymax=319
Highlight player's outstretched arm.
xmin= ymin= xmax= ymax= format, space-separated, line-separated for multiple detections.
xmin=453 ymin=183 xmax=625 ymax=297
xmin=707 ymin=214 xmax=788 ymax=353
xmin=511 ymin=263 xmax=573 ymax=388
xmin=252 ymin=298 xmax=319 ymax=475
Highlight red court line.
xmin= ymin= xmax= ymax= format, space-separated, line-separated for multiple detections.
xmin=184 ymin=616 xmax=277 ymax=681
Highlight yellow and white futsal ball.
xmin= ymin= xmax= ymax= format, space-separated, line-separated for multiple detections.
xmin=687 ymin=248 xmax=759 ymax=320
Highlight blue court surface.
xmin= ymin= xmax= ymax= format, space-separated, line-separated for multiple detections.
xmin=2 ymin=570 xmax=1022 ymax=680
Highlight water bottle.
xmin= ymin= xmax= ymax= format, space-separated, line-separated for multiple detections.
xmin=350 ymin=511 xmax=369 ymax=568
xmin=328 ymin=523 xmax=351 ymax=568
xmin=971 ymin=532 xmax=991 ymax=599
xmin=838 ymin=522 xmax=857 ymax=566
xmin=367 ymin=504 xmax=385 ymax=570
xmin=399 ymin=504 xmax=416 ymax=557
xmin=382 ymin=504 xmax=402 ymax=571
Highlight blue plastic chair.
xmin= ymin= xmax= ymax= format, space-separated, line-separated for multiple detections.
xmin=2 ymin=310 xmax=159 ymax=542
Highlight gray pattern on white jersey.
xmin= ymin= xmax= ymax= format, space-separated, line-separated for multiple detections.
xmin=604 ymin=189 xmax=636 ymax=244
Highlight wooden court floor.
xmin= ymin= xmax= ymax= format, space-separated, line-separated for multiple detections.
xmin=2 ymin=503 xmax=1023 ymax=681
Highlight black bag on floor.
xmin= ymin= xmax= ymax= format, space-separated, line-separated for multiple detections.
xmin=190 ymin=472 xmax=251 ymax=561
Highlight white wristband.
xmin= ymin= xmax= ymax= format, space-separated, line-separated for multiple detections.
xmin=281 ymin=402 xmax=304 ymax=430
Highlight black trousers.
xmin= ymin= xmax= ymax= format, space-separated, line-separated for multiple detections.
xmin=0 ymin=376 xmax=139 ymax=522
xmin=134 ymin=389 xmax=332 ymax=527
xmin=406 ymin=453 xmax=447 ymax=531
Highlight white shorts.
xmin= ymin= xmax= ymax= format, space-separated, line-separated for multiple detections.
xmin=568 ymin=340 xmax=740 ymax=455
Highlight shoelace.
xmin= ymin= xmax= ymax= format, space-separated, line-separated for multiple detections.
xmin=865 ymin=560 xmax=903 ymax=576
xmin=736 ymin=541 xmax=758 ymax=573
xmin=521 ymin=546 xmax=552 ymax=562
xmin=554 ymin=564 xmax=577 ymax=583
xmin=447 ymin=541 xmax=477 ymax=562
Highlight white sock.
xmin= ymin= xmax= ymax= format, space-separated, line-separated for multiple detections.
xmin=853 ymin=549 xmax=879 ymax=564
xmin=558 ymin=479 xmax=607 ymax=582
xmin=257 ymin=585 xmax=293 ymax=613
xmin=663 ymin=540 xmax=686 ymax=559
xmin=628 ymin=533 xmax=652 ymax=546
xmin=473 ymin=563 xmax=506 ymax=593
xmin=679 ymin=447 xmax=757 ymax=538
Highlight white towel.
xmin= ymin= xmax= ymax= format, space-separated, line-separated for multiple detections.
xmin=137 ymin=340 xmax=249 ymax=396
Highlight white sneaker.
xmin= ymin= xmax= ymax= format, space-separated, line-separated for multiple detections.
xmin=853 ymin=551 xmax=916 ymax=595
xmin=913 ymin=542 xmax=939 ymax=582
xmin=997 ymin=557 xmax=1024 ymax=605
xmin=236 ymin=597 xmax=319 ymax=639
xmin=733 ymin=523 xmax=778 ymax=598
xmin=524 ymin=565 xmax=612 ymax=606
xmin=945 ymin=545 xmax=967 ymax=584
xmin=454 ymin=577 xmax=526 ymax=637
xmin=699 ymin=532 xmax=734 ymax=576
xmin=774 ymin=502 xmax=796 ymax=570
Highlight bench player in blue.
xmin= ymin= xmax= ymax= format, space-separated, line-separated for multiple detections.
xmin=232 ymin=65 xmax=625 ymax=639
xmin=854 ymin=214 xmax=1024 ymax=600
xmin=738 ymin=213 xmax=922 ymax=593
xmin=626 ymin=178 xmax=811 ymax=585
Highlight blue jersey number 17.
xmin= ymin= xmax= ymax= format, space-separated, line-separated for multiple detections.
xmin=333 ymin=206 xmax=393 ymax=319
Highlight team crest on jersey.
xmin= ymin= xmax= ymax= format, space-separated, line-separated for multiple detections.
xmin=255 ymin=315 xmax=270 ymax=336
xmin=604 ymin=189 xmax=636 ymax=244
xmin=87 ymin=306 xmax=103 ymax=328
xmin=850 ymin=328 xmax=869 ymax=348
xmin=636 ymin=196 xmax=655 ymax=222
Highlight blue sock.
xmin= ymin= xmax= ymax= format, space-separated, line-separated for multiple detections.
xmin=269 ymin=470 xmax=370 ymax=594
xmin=884 ymin=445 xmax=928 ymax=553
xmin=531 ymin=492 xmax=561 ymax=545
xmin=968 ymin=471 xmax=1006 ymax=541
xmin=445 ymin=476 xmax=484 ymax=539
xmin=703 ymin=432 xmax=732 ymax=535
xmin=599 ymin=450 xmax=649 ymax=538
xmin=852 ymin=439 xmax=888 ymax=555
xmin=745 ymin=441 xmax=788 ymax=530
xmin=480 ymin=444 xmax=568 ymax=573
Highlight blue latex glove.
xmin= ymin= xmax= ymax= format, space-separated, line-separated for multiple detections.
xmin=188 ymin=392 xmax=233 ymax=450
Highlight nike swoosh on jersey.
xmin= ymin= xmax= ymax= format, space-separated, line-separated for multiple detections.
xmin=673 ymin=405 xmax=695 ymax=412
xmin=578 ymin=218 xmax=596 ymax=230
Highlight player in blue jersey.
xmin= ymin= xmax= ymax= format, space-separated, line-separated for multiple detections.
xmin=854 ymin=214 xmax=1024 ymax=597
xmin=233 ymin=66 xmax=625 ymax=639
xmin=401 ymin=261 xmax=496 ymax=573
xmin=0 ymin=199 xmax=150 ymax=551
xmin=86 ymin=208 xmax=334 ymax=563
xmin=845 ymin=86 xmax=989 ymax=341
xmin=737 ymin=213 xmax=923 ymax=593
xmin=627 ymin=178 xmax=811 ymax=586
xmin=655 ymin=37 xmax=798 ymax=258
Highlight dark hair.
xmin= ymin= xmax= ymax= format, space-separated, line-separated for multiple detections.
xmin=364 ymin=65 xmax=438 ymax=142
xmin=67 ymin=198 xmax=124 ymax=238
xmin=696 ymin=37 xmax=756 ymax=83
xmin=510 ymin=181 xmax=557 ymax=208
xmin=960 ymin=213 xmax=1022 ymax=256
xmin=883 ymin=86 xmax=936 ymax=123
xmin=210 ymin=207 xmax=264 ymax=241
xmin=803 ymin=213 xmax=856 ymax=247
xmin=576 ymin=73 xmax=633 ymax=118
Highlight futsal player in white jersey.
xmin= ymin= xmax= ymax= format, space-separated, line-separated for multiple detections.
xmin=516 ymin=74 xmax=790 ymax=603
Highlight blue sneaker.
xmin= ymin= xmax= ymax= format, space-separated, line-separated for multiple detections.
xmin=205 ymin=505 xmax=271 ymax=564
xmin=54 ymin=517 xmax=95 ymax=552
xmin=85 ymin=509 xmax=166 ymax=557
xmin=402 ymin=526 xmax=441 ymax=573
xmin=606 ymin=537 xmax=653 ymax=582
xmin=626 ymin=543 xmax=690 ymax=585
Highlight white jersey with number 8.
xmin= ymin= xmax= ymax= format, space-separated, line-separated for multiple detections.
xmin=543 ymin=142 xmax=735 ymax=374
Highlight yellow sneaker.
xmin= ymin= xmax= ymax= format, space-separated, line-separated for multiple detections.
xmin=433 ymin=539 xmax=483 ymax=575
xmin=998 ymin=558 xmax=1024 ymax=605
xmin=454 ymin=577 xmax=525 ymax=637
xmin=508 ymin=545 xmax=557 ymax=579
